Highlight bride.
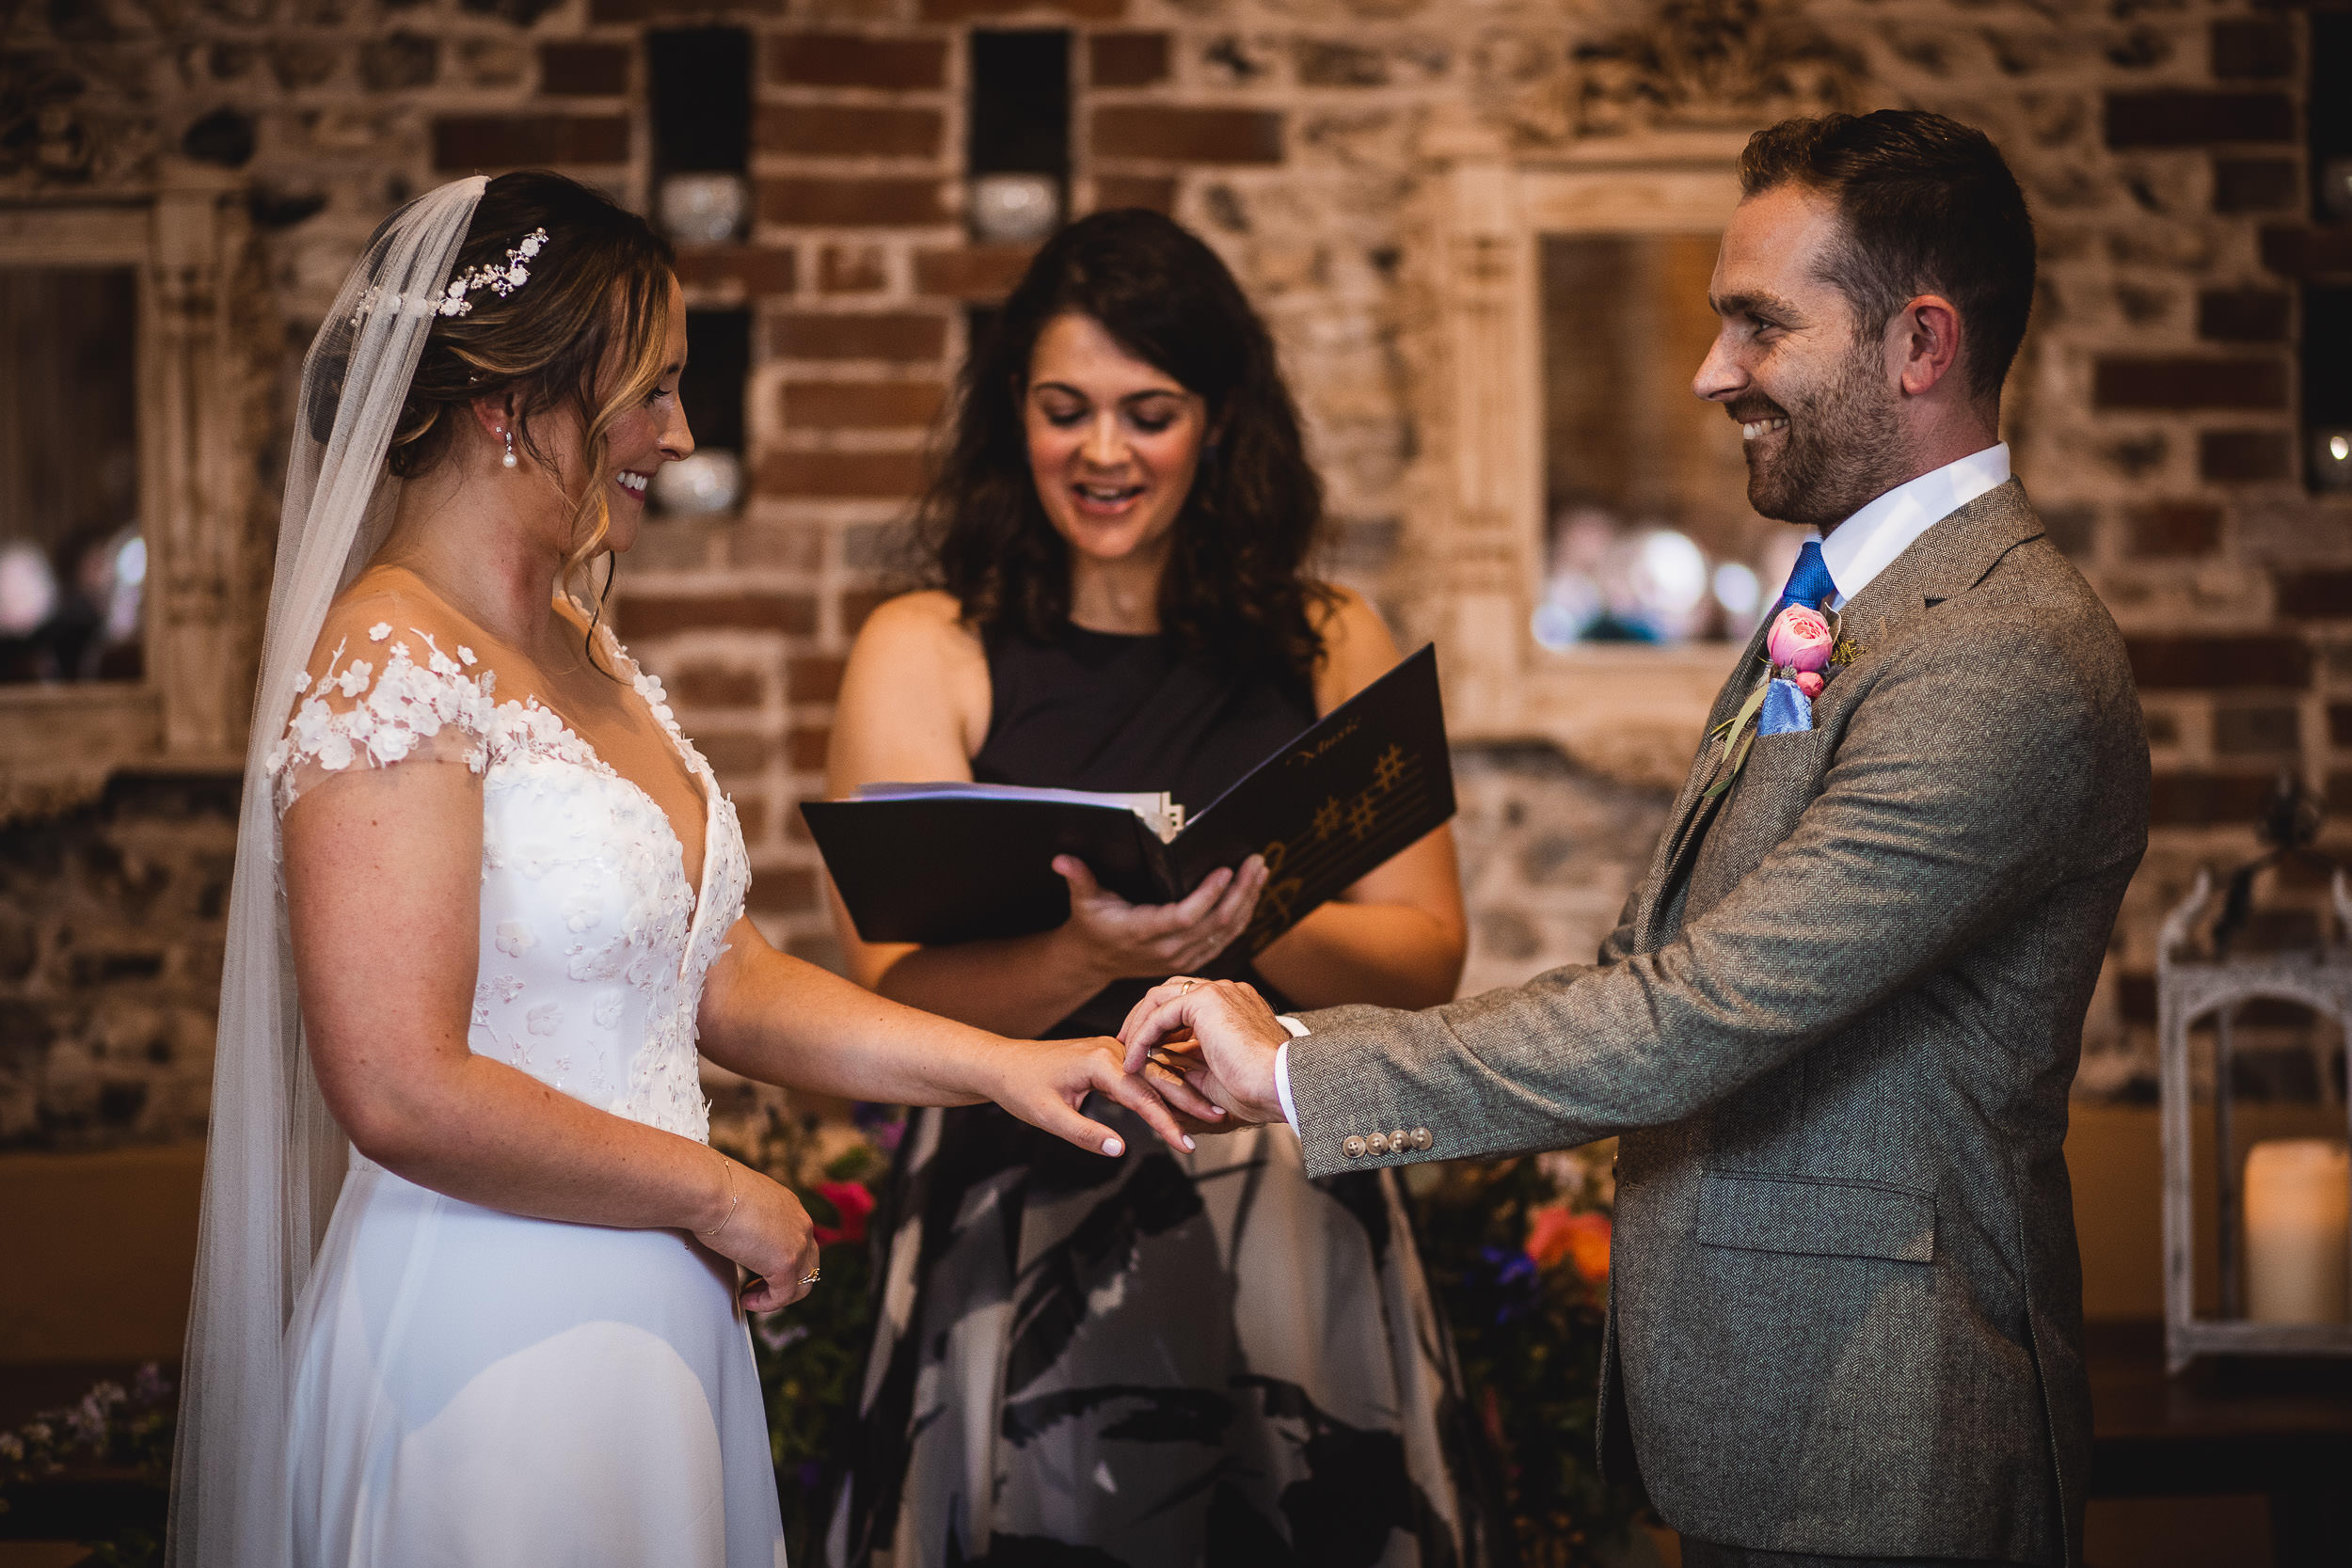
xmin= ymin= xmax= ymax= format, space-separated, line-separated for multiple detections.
xmin=170 ymin=172 xmax=1198 ymax=1567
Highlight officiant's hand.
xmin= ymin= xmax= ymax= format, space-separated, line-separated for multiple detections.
xmin=1053 ymin=854 xmax=1268 ymax=983
xmin=1118 ymin=977 xmax=1289 ymax=1128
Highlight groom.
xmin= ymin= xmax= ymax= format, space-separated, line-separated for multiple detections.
xmin=1129 ymin=111 xmax=2147 ymax=1568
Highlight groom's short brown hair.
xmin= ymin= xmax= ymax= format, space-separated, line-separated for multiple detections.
xmin=1740 ymin=110 xmax=2036 ymax=406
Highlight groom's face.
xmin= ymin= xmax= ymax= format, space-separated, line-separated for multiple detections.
xmin=1695 ymin=184 xmax=1908 ymax=531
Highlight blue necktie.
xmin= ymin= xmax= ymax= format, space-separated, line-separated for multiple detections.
xmin=1774 ymin=539 xmax=1837 ymax=615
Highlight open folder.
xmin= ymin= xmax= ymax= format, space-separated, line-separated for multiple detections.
xmin=803 ymin=643 xmax=1454 ymax=955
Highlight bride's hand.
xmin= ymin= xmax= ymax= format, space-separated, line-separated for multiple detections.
xmin=1053 ymin=855 xmax=1268 ymax=981
xmin=704 ymin=1163 xmax=819 ymax=1313
xmin=974 ymin=1033 xmax=1219 ymax=1158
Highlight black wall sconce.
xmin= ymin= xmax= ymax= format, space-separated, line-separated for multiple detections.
xmin=967 ymin=30 xmax=1070 ymax=245
xmin=648 ymin=27 xmax=753 ymax=246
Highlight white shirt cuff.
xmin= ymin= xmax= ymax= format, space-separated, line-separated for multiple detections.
xmin=1273 ymin=1015 xmax=1308 ymax=1133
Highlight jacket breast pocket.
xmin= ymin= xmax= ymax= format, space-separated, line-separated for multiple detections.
xmin=1683 ymin=728 xmax=1836 ymax=916
xmin=1695 ymin=1170 xmax=1936 ymax=1263
xmin=1737 ymin=725 xmax=1836 ymax=804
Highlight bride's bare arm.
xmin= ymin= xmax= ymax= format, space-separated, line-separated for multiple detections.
xmin=283 ymin=756 xmax=819 ymax=1309
xmin=693 ymin=923 xmax=1209 ymax=1153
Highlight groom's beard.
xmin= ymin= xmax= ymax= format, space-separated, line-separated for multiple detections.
xmin=1735 ymin=334 xmax=1908 ymax=531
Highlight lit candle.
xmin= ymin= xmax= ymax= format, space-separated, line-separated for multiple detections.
xmin=2243 ymin=1139 xmax=2351 ymax=1324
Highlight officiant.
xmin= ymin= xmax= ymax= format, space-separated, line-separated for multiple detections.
xmin=820 ymin=209 xmax=1491 ymax=1568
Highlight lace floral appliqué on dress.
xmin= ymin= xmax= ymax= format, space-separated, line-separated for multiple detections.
xmin=263 ymin=620 xmax=749 ymax=1142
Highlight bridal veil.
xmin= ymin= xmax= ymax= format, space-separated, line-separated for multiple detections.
xmin=169 ymin=174 xmax=486 ymax=1568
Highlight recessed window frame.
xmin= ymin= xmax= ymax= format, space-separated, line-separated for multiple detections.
xmin=0 ymin=180 xmax=262 ymax=817
xmin=1413 ymin=145 xmax=1753 ymax=776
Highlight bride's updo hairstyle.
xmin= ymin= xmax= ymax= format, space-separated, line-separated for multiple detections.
xmin=919 ymin=208 xmax=1329 ymax=682
xmin=386 ymin=169 xmax=675 ymax=578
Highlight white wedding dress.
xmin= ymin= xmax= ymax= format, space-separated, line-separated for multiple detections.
xmin=265 ymin=613 xmax=785 ymax=1568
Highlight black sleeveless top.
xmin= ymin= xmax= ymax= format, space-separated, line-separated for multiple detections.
xmin=972 ymin=624 xmax=1316 ymax=1038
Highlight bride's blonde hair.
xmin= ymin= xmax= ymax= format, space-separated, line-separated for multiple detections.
xmin=383 ymin=170 xmax=675 ymax=594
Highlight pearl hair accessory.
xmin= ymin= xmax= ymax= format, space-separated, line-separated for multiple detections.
xmin=348 ymin=227 xmax=550 ymax=325
xmin=437 ymin=228 xmax=549 ymax=316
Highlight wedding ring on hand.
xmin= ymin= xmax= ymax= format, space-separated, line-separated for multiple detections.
xmin=1173 ymin=977 xmax=1200 ymax=997
xmin=800 ymin=1270 xmax=820 ymax=1287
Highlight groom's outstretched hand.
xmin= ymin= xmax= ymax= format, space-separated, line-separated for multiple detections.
xmin=1119 ymin=978 xmax=1290 ymax=1129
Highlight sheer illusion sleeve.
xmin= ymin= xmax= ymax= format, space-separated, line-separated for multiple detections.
xmin=264 ymin=617 xmax=499 ymax=815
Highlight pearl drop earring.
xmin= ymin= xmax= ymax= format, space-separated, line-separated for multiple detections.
xmin=501 ymin=429 xmax=518 ymax=469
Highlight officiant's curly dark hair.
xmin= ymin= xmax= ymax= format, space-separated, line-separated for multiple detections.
xmin=915 ymin=209 xmax=1332 ymax=680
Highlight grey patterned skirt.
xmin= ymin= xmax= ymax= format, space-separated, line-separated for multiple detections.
xmin=826 ymin=1101 xmax=1499 ymax=1568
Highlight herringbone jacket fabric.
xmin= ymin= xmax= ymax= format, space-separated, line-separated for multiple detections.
xmin=1288 ymin=481 xmax=2149 ymax=1565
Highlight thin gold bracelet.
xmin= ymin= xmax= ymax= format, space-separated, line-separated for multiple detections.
xmin=699 ymin=1150 xmax=739 ymax=1241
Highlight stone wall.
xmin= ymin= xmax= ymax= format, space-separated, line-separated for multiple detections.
xmin=2 ymin=0 xmax=2346 ymax=1145
xmin=0 ymin=775 xmax=239 ymax=1147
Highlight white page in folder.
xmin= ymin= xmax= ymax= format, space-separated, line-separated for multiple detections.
xmin=854 ymin=781 xmax=1184 ymax=842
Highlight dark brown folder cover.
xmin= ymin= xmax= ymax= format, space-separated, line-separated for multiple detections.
xmin=803 ymin=644 xmax=1454 ymax=953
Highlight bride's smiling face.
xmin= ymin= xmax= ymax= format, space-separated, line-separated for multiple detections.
xmin=503 ymin=277 xmax=692 ymax=560
xmin=1023 ymin=312 xmax=1211 ymax=570
xmin=586 ymin=277 xmax=692 ymax=557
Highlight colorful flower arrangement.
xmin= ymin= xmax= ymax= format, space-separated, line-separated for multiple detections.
xmin=1406 ymin=1141 xmax=1648 ymax=1565
xmin=717 ymin=1099 xmax=902 ymax=1564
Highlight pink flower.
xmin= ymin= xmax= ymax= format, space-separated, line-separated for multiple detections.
xmin=1793 ymin=670 xmax=1826 ymax=699
xmin=1526 ymin=1204 xmax=1613 ymax=1285
xmin=1766 ymin=605 xmax=1835 ymax=673
xmin=812 ymin=1180 xmax=876 ymax=1246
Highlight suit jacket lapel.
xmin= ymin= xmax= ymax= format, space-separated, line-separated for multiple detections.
xmin=1639 ymin=479 xmax=2045 ymax=948
xmin=1830 ymin=477 xmax=2043 ymax=654
xmin=1637 ymin=615 xmax=1772 ymax=946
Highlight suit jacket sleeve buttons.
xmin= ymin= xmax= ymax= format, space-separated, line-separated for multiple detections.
xmin=1409 ymin=1128 xmax=1433 ymax=1151
xmin=1365 ymin=1132 xmax=1390 ymax=1155
xmin=1389 ymin=1128 xmax=1408 ymax=1153
xmin=1342 ymin=1134 xmax=1367 ymax=1160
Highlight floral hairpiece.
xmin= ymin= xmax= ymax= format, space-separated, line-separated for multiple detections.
xmin=435 ymin=227 xmax=549 ymax=316
xmin=348 ymin=228 xmax=550 ymax=326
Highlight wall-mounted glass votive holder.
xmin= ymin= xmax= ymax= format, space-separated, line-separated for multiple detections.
xmin=970 ymin=173 xmax=1060 ymax=245
xmin=2320 ymin=158 xmax=2352 ymax=222
xmin=659 ymin=174 xmax=749 ymax=246
xmin=2312 ymin=428 xmax=2352 ymax=492
xmin=653 ymin=449 xmax=742 ymax=516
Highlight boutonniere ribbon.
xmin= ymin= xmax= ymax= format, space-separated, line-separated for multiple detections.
xmin=1703 ymin=603 xmax=1842 ymax=800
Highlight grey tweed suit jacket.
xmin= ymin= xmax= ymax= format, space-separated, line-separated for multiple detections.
xmin=1289 ymin=481 xmax=2148 ymax=1566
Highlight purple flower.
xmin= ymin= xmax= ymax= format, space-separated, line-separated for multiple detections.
xmin=1477 ymin=1244 xmax=1541 ymax=1323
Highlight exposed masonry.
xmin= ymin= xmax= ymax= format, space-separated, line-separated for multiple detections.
xmin=2 ymin=0 xmax=2347 ymax=1147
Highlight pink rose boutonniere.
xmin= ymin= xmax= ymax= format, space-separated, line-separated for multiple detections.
xmin=1764 ymin=605 xmax=1834 ymax=673
xmin=1704 ymin=602 xmax=1851 ymax=800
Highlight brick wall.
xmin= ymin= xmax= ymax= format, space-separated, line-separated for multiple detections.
xmin=2 ymin=0 xmax=2346 ymax=1142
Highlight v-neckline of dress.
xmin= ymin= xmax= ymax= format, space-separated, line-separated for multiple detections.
xmin=513 ymin=653 xmax=721 ymax=981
